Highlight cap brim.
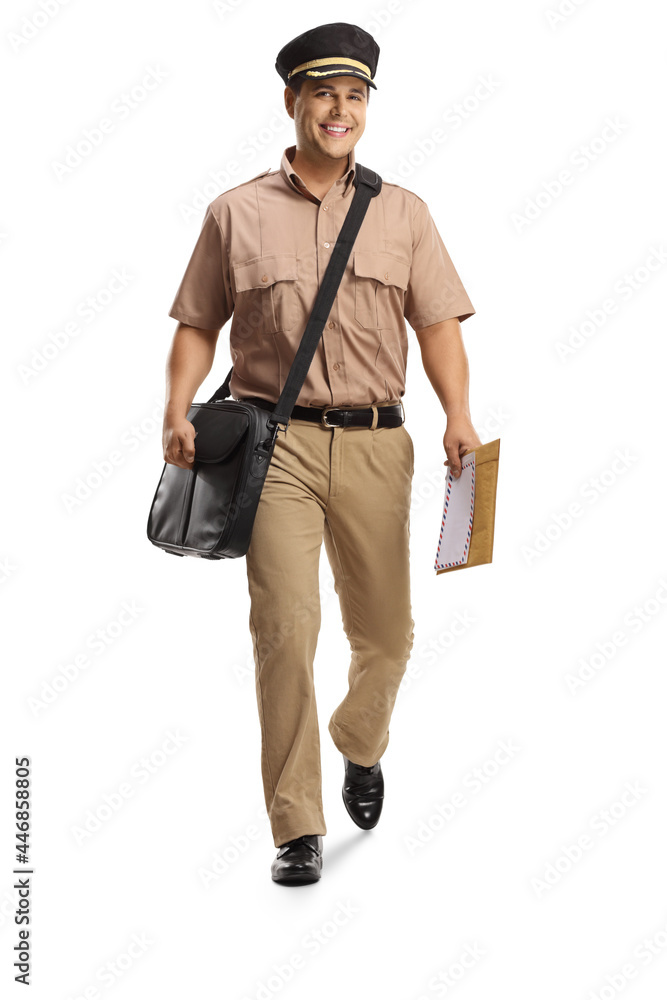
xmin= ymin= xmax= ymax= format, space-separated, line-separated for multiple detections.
xmin=299 ymin=65 xmax=377 ymax=90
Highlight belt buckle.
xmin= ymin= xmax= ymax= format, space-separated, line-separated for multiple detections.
xmin=321 ymin=404 xmax=340 ymax=427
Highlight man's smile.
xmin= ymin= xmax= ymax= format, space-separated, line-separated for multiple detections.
xmin=318 ymin=123 xmax=352 ymax=138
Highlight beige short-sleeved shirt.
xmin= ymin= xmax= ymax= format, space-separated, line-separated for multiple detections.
xmin=168 ymin=144 xmax=475 ymax=407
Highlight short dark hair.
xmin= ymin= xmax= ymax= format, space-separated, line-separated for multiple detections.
xmin=287 ymin=73 xmax=370 ymax=103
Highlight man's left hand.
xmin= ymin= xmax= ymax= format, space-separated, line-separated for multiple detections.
xmin=443 ymin=415 xmax=483 ymax=479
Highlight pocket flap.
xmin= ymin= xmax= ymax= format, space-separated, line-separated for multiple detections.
xmin=233 ymin=254 xmax=298 ymax=292
xmin=353 ymin=252 xmax=410 ymax=290
xmin=190 ymin=406 xmax=250 ymax=463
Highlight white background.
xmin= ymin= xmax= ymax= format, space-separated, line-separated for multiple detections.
xmin=3 ymin=0 xmax=666 ymax=997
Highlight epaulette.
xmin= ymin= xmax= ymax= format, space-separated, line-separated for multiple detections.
xmin=208 ymin=167 xmax=274 ymax=204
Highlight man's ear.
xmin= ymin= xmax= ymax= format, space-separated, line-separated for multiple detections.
xmin=284 ymin=86 xmax=295 ymax=120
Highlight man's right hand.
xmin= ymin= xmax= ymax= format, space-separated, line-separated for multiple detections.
xmin=163 ymin=416 xmax=197 ymax=469
xmin=162 ymin=322 xmax=220 ymax=468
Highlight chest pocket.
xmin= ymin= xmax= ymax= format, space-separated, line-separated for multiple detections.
xmin=353 ymin=252 xmax=410 ymax=330
xmin=232 ymin=254 xmax=298 ymax=334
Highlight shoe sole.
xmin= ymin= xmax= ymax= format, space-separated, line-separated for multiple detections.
xmin=271 ymin=871 xmax=321 ymax=885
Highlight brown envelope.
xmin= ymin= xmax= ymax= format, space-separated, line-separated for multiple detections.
xmin=436 ymin=438 xmax=500 ymax=574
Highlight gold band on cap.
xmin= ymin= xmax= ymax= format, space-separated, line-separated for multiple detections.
xmin=288 ymin=56 xmax=372 ymax=81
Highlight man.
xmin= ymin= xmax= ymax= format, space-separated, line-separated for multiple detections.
xmin=162 ymin=22 xmax=481 ymax=886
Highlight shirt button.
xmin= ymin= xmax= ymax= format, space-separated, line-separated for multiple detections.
xmin=323 ymin=205 xmax=329 ymax=211
xmin=323 ymin=242 xmax=330 ymax=248
xmin=384 ymin=272 xmax=389 ymax=280
xmin=262 ymin=275 xmax=269 ymax=282
xmin=333 ymin=363 xmax=340 ymax=370
xmin=328 ymin=321 xmax=335 ymax=328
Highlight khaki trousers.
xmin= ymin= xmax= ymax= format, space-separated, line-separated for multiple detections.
xmin=245 ymin=404 xmax=416 ymax=848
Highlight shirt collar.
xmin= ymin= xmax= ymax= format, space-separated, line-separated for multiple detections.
xmin=280 ymin=144 xmax=356 ymax=201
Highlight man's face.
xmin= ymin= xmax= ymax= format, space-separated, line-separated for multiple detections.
xmin=285 ymin=75 xmax=367 ymax=161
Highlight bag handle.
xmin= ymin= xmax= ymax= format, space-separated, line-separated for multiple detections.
xmin=207 ymin=162 xmax=382 ymax=426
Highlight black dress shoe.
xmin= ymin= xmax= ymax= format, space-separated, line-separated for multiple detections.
xmin=342 ymin=755 xmax=384 ymax=829
xmin=271 ymin=835 xmax=323 ymax=885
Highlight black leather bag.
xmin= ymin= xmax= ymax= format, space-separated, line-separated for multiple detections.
xmin=147 ymin=163 xmax=382 ymax=560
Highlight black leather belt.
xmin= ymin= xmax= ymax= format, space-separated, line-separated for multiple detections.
xmin=240 ymin=396 xmax=404 ymax=428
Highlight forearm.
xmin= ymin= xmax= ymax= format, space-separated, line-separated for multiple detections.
xmin=165 ymin=323 xmax=220 ymax=419
xmin=416 ymin=317 xmax=471 ymax=418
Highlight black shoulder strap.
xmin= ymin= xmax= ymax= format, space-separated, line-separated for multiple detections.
xmin=208 ymin=162 xmax=382 ymax=425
